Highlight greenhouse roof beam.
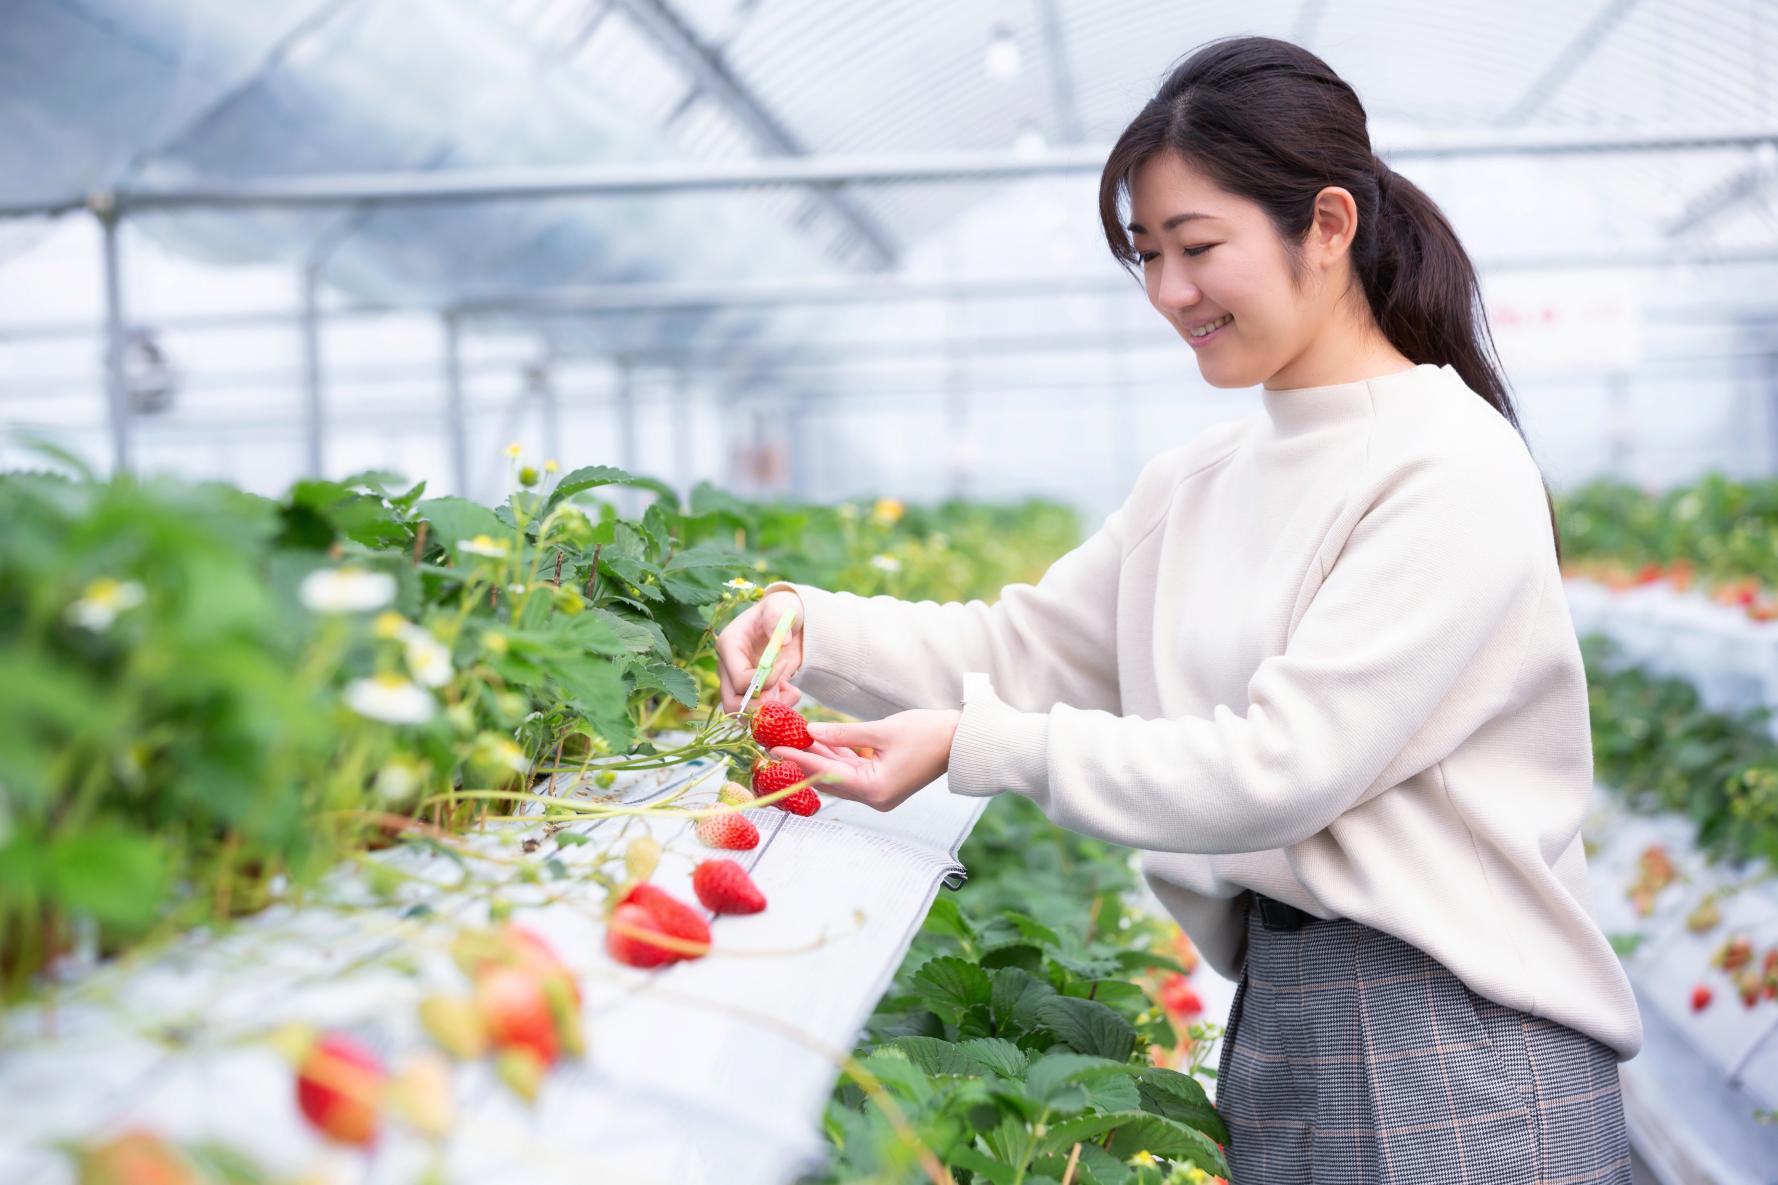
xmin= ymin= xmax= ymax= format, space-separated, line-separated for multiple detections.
xmin=605 ymin=0 xmax=899 ymax=269
xmin=5 ymin=125 xmax=1775 ymax=220
xmin=1031 ymin=0 xmax=1084 ymax=145
xmin=1495 ymin=0 xmax=1643 ymax=126
xmin=1663 ymin=156 xmax=1778 ymax=237
xmin=6 ymin=244 xmax=1778 ymax=346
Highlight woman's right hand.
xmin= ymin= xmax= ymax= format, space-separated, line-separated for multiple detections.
xmin=715 ymin=588 xmax=806 ymax=714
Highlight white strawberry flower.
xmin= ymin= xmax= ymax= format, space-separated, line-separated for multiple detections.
xmin=457 ymin=534 xmax=509 ymax=558
xmin=67 ymin=577 xmax=146 ymax=631
xmin=724 ymin=578 xmax=756 ymax=593
xmin=401 ymin=628 xmax=453 ymax=688
xmin=344 ymin=673 xmax=436 ymax=725
xmin=300 ymin=567 xmax=396 ymax=614
xmin=868 ymin=554 xmax=902 ymax=574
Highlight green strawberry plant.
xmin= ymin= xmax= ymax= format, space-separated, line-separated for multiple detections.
xmin=1583 ymin=633 xmax=1778 ymax=870
xmin=809 ymin=795 xmax=1229 ymax=1185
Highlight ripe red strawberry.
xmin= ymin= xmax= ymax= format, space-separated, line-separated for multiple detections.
xmin=752 ymin=756 xmax=805 ymax=797
xmin=1690 ymin=983 xmax=1713 ymax=1013
xmin=754 ymin=757 xmax=819 ymax=813
xmin=692 ymin=859 xmax=767 ymax=914
xmin=475 ymin=965 xmax=560 ymax=1065
xmin=501 ymin=923 xmax=582 ymax=1007
xmin=1158 ymin=972 xmax=1204 ymax=1019
xmin=776 ymin=786 xmax=820 ymax=815
xmin=605 ymin=902 xmax=678 ymax=969
xmin=696 ymin=811 xmax=759 ymax=850
xmin=751 ymin=701 xmax=813 ymax=750
xmin=296 ymin=1032 xmax=386 ymax=1147
xmin=616 ymin=883 xmax=711 ymax=962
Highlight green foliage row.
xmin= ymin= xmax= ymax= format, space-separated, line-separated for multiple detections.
xmin=808 ymin=794 xmax=1228 ymax=1185
xmin=1582 ymin=633 xmax=1778 ymax=871
xmin=0 ymin=447 xmax=1080 ymax=998
xmin=1557 ymin=474 xmax=1778 ymax=587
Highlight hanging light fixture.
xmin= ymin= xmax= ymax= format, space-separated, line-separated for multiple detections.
xmin=1013 ymin=120 xmax=1047 ymax=159
xmin=985 ymin=23 xmax=1021 ymax=80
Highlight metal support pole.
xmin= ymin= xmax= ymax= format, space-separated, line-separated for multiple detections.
xmin=615 ymin=357 xmax=638 ymax=514
xmin=442 ymin=313 xmax=468 ymax=497
xmin=787 ymin=390 xmax=812 ymax=501
xmin=95 ymin=198 xmax=131 ymax=474
xmin=1764 ymin=353 xmax=1778 ymax=475
xmin=539 ymin=367 xmax=562 ymax=464
xmin=669 ymin=369 xmax=693 ymax=503
xmin=300 ymin=262 xmax=325 ymax=476
xmin=943 ymin=292 xmax=971 ymax=499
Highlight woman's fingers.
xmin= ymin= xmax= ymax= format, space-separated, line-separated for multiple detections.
xmin=774 ymin=744 xmax=871 ymax=800
xmin=806 ymin=720 xmax=884 ymax=749
xmin=715 ymin=607 xmax=765 ymax=713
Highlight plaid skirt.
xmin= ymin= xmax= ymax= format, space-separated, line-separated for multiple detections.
xmin=1215 ymin=899 xmax=1632 ymax=1184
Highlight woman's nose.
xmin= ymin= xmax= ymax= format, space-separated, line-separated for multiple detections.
xmin=1153 ymin=268 xmax=1200 ymax=311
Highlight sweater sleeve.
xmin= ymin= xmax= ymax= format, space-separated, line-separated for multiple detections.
xmin=761 ymin=503 xmax=1132 ymax=723
xmin=945 ymin=446 xmax=1550 ymax=855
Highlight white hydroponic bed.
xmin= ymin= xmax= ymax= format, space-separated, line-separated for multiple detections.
xmin=0 ymin=747 xmax=986 ymax=1185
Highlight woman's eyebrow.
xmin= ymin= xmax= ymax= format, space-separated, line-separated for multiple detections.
xmin=1127 ymin=212 xmax=1216 ymax=235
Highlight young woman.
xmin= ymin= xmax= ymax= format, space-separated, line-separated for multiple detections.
xmin=715 ymin=36 xmax=1639 ymax=1184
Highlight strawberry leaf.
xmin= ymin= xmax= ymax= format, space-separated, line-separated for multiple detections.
xmin=1034 ymin=996 xmax=1137 ymax=1062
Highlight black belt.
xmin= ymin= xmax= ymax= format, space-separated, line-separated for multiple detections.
xmin=1250 ymin=892 xmax=1324 ymax=931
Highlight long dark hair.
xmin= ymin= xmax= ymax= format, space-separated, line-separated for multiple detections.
xmin=1098 ymin=36 xmax=1562 ymax=562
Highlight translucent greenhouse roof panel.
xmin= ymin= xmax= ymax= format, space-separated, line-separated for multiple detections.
xmin=2 ymin=0 xmax=845 ymax=350
xmin=0 ymin=0 xmax=348 ymax=211
xmin=661 ymin=0 xmax=1778 ymax=255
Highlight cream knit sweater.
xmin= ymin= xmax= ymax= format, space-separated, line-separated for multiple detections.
xmin=769 ymin=361 xmax=1641 ymax=1060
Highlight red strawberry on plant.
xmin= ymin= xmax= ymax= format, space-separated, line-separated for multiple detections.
xmin=777 ymin=786 xmax=820 ymax=815
xmin=752 ymin=756 xmax=805 ymax=797
xmin=501 ymin=922 xmax=582 ymax=1007
xmin=1158 ymin=972 xmax=1204 ymax=1019
xmin=692 ymin=859 xmax=767 ymax=914
xmin=296 ymin=1032 xmax=386 ymax=1147
xmin=605 ymin=883 xmax=712 ymax=968
xmin=475 ymin=964 xmax=560 ymax=1065
xmin=751 ymin=701 xmax=813 ymax=750
xmin=696 ymin=811 xmax=759 ymax=850
xmin=605 ymin=902 xmax=679 ymax=969
xmin=624 ymin=883 xmax=712 ymax=954
xmin=753 ymin=757 xmax=820 ymax=814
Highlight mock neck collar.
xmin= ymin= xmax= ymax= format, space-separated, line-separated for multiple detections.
xmin=1260 ymin=362 xmax=1444 ymax=437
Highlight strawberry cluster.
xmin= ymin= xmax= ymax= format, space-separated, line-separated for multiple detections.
xmin=748 ymin=701 xmax=822 ymax=815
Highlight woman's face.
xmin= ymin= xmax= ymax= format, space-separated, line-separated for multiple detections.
xmin=1128 ymin=151 xmax=1323 ymax=389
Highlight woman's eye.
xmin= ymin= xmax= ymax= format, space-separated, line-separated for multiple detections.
xmin=1137 ymin=246 xmax=1212 ymax=262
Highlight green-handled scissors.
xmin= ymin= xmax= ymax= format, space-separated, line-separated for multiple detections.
xmin=736 ymin=604 xmax=798 ymax=718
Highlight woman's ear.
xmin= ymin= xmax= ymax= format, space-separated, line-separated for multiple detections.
xmin=1306 ymin=185 xmax=1359 ymax=268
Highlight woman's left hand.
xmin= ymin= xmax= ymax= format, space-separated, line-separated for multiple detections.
xmin=768 ymin=709 xmax=962 ymax=812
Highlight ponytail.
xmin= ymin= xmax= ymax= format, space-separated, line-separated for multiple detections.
xmin=1099 ymin=37 xmax=1563 ymax=563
